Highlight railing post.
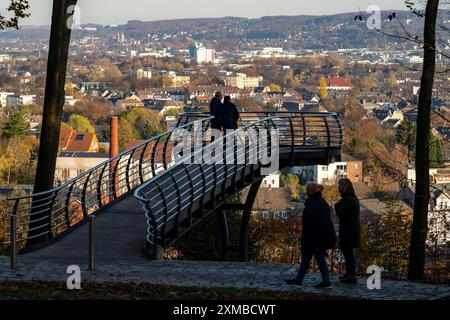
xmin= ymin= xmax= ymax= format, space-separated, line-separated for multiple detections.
xmin=162 ymin=131 xmax=173 ymax=170
xmin=10 ymin=214 xmax=17 ymax=270
xmin=324 ymin=116 xmax=331 ymax=161
xmin=336 ymin=114 xmax=344 ymax=147
xmin=139 ymin=142 xmax=150 ymax=184
xmin=125 ymin=148 xmax=137 ymax=191
xmin=150 ymin=138 xmax=160 ymax=177
xmin=96 ymin=164 xmax=108 ymax=208
xmin=82 ymin=171 xmax=93 ymax=218
xmin=65 ymin=182 xmax=75 ymax=229
xmin=88 ymin=215 xmax=95 ymax=271
xmin=288 ymin=117 xmax=295 ymax=165
xmin=301 ymin=116 xmax=307 ymax=146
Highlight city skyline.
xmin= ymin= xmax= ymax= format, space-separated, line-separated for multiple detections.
xmin=19 ymin=0 xmax=410 ymax=26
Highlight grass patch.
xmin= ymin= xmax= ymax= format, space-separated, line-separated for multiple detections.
xmin=0 ymin=281 xmax=352 ymax=300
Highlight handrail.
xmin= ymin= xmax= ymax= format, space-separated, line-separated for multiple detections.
xmin=2 ymin=111 xmax=343 ymax=252
xmin=135 ymin=112 xmax=344 ymax=255
xmin=134 ymin=116 xmax=276 ymax=203
xmin=8 ymin=116 xmax=210 ymax=201
xmin=2 ymin=116 xmax=213 ymax=249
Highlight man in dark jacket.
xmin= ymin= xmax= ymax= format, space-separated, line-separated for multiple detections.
xmin=221 ymin=96 xmax=240 ymax=131
xmin=210 ymin=92 xmax=223 ymax=131
xmin=285 ymin=184 xmax=336 ymax=288
xmin=335 ymin=178 xmax=360 ymax=284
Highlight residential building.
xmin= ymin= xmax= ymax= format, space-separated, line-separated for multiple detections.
xmin=0 ymin=92 xmax=14 ymax=109
xmin=371 ymin=108 xmax=404 ymax=127
xmin=136 ymin=68 xmax=153 ymax=79
xmin=261 ymin=172 xmax=280 ymax=189
xmin=396 ymin=185 xmax=450 ymax=244
xmin=225 ymin=73 xmax=262 ymax=89
xmin=188 ymin=43 xmax=216 ymax=64
xmin=185 ymin=86 xmax=240 ymax=100
xmin=145 ymin=99 xmax=184 ymax=116
xmin=325 ymin=77 xmax=353 ymax=91
xmin=292 ymin=154 xmax=363 ymax=185
xmin=0 ymin=54 xmax=12 ymax=63
xmin=169 ymin=75 xmax=191 ymax=87
xmin=58 ymin=126 xmax=101 ymax=153
xmin=407 ymin=169 xmax=450 ymax=185
xmin=6 ymin=94 xmax=36 ymax=109
xmin=55 ymin=152 xmax=109 ymax=183
xmin=115 ymin=94 xmax=145 ymax=109
xmin=359 ymin=198 xmax=413 ymax=220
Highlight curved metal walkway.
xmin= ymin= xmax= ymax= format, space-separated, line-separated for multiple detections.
xmin=2 ymin=111 xmax=343 ymax=263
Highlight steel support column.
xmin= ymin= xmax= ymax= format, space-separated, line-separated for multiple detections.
xmin=239 ymin=179 xmax=262 ymax=262
xmin=215 ymin=207 xmax=229 ymax=261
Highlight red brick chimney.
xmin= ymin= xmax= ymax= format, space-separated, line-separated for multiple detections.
xmin=110 ymin=115 xmax=119 ymax=158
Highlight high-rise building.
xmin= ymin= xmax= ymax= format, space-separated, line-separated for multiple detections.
xmin=188 ymin=43 xmax=216 ymax=64
xmin=116 ymin=32 xmax=126 ymax=43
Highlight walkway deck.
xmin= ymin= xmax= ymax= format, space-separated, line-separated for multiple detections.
xmin=4 ymin=189 xmax=449 ymax=301
xmin=1 ymin=258 xmax=449 ymax=300
xmin=21 ymin=195 xmax=148 ymax=263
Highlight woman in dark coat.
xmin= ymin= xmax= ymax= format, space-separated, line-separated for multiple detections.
xmin=209 ymin=92 xmax=223 ymax=131
xmin=221 ymin=96 xmax=240 ymax=131
xmin=335 ymin=178 xmax=360 ymax=284
xmin=285 ymin=184 xmax=337 ymax=288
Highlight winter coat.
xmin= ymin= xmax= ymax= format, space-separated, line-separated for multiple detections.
xmin=221 ymin=101 xmax=240 ymax=131
xmin=335 ymin=191 xmax=361 ymax=249
xmin=210 ymin=97 xmax=223 ymax=130
xmin=301 ymin=192 xmax=337 ymax=252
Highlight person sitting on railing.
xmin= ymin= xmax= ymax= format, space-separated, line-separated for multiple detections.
xmin=210 ymin=92 xmax=223 ymax=131
xmin=221 ymin=96 xmax=240 ymax=131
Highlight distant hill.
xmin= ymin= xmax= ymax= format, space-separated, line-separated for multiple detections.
xmin=111 ymin=10 xmax=450 ymax=50
xmin=2 ymin=10 xmax=449 ymax=50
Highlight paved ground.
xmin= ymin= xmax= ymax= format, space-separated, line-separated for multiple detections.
xmin=22 ymin=195 xmax=149 ymax=263
xmin=2 ymin=193 xmax=449 ymax=300
xmin=1 ymin=257 xmax=449 ymax=300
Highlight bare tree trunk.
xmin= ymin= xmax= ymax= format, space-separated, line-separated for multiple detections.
xmin=408 ymin=0 xmax=439 ymax=281
xmin=27 ymin=0 xmax=78 ymax=247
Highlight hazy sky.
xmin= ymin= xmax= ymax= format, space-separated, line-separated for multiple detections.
xmin=20 ymin=0 xmax=409 ymax=26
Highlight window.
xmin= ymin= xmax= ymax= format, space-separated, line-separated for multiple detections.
xmin=75 ymin=134 xmax=85 ymax=141
xmin=63 ymin=169 xmax=70 ymax=180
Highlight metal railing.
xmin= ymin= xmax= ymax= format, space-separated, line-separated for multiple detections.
xmin=135 ymin=112 xmax=344 ymax=254
xmin=2 ymin=111 xmax=343 ymax=260
xmin=181 ymin=111 xmax=344 ymax=149
xmin=240 ymin=111 xmax=344 ymax=149
xmin=2 ymin=116 xmax=213 ymax=253
xmin=135 ymin=117 xmax=276 ymax=255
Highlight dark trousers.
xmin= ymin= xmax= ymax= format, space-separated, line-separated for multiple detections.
xmin=295 ymin=249 xmax=330 ymax=283
xmin=341 ymin=247 xmax=356 ymax=278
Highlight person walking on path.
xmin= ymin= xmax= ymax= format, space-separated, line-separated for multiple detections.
xmin=285 ymin=183 xmax=337 ymax=288
xmin=221 ymin=96 xmax=240 ymax=131
xmin=210 ymin=92 xmax=223 ymax=131
xmin=335 ymin=178 xmax=361 ymax=284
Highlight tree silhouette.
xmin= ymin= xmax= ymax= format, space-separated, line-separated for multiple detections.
xmin=355 ymin=0 xmax=446 ymax=281
xmin=28 ymin=0 xmax=79 ymax=246
xmin=0 ymin=0 xmax=30 ymax=29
